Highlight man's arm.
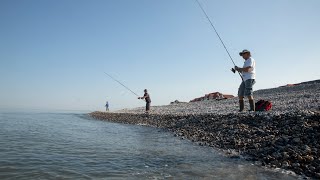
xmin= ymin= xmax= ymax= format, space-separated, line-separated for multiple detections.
xmin=235 ymin=66 xmax=252 ymax=72
xmin=138 ymin=95 xmax=147 ymax=99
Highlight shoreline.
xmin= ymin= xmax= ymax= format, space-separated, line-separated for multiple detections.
xmin=90 ymin=110 xmax=320 ymax=178
xmin=89 ymin=82 xmax=320 ymax=178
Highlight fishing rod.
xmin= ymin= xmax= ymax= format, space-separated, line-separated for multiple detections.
xmin=195 ymin=0 xmax=243 ymax=81
xmin=104 ymin=72 xmax=140 ymax=97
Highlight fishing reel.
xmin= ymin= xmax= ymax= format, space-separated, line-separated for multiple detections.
xmin=231 ymin=66 xmax=240 ymax=73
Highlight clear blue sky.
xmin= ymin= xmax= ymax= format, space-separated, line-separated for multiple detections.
xmin=1 ymin=0 xmax=319 ymax=112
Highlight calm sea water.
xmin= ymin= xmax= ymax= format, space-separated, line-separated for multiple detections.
xmin=0 ymin=112 xmax=298 ymax=179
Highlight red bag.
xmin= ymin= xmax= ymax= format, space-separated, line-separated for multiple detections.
xmin=255 ymin=100 xmax=272 ymax=111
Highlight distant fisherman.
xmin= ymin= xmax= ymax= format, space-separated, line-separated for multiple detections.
xmin=234 ymin=49 xmax=256 ymax=112
xmin=105 ymin=101 xmax=109 ymax=112
xmin=138 ymin=89 xmax=151 ymax=113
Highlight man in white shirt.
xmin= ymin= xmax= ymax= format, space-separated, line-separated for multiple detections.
xmin=234 ymin=49 xmax=256 ymax=112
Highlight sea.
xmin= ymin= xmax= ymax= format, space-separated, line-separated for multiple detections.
xmin=0 ymin=112 xmax=299 ymax=179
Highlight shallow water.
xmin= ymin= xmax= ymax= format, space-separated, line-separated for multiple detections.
xmin=0 ymin=112 xmax=298 ymax=179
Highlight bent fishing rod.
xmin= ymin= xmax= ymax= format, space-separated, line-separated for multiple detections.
xmin=104 ymin=72 xmax=142 ymax=98
xmin=195 ymin=0 xmax=243 ymax=81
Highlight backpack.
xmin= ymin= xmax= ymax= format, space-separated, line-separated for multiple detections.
xmin=255 ymin=100 xmax=272 ymax=111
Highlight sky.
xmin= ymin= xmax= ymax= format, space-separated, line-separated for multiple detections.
xmin=0 ymin=0 xmax=319 ymax=112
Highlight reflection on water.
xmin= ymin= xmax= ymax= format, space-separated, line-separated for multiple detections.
xmin=0 ymin=112 xmax=297 ymax=179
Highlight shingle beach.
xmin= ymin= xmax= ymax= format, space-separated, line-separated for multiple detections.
xmin=90 ymin=81 xmax=320 ymax=178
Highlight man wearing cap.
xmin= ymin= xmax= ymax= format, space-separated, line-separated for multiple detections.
xmin=234 ymin=49 xmax=256 ymax=112
xmin=138 ymin=89 xmax=151 ymax=113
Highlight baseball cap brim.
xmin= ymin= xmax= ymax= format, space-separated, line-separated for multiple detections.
xmin=239 ymin=50 xmax=250 ymax=56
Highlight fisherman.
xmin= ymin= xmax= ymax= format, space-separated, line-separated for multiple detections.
xmin=138 ymin=89 xmax=151 ymax=113
xmin=234 ymin=49 xmax=256 ymax=112
xmin=105 ymin=101 xmax=109 ymax=112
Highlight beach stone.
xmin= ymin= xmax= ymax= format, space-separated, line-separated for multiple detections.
xmin=297 ymin=155 xmax=303 ymax=161
xmin=292 ymin=138 xmax=301 ymax=144
xmin=281 ymin=161 xmax=290 ymax=168
xmin=303 ymin=145 xmax=312 ymax=152
xmin=304 ymin=155 xmax=314 ymax=162
xmin=282 ymin=152 xmax=290 ymax=159
xmin=292 ymin=163 xmax=300 ymax=168
xmin=308 ymin=166 xmax=316 ymax=171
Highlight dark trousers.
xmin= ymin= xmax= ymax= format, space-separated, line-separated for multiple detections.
xmin=146 ymin=102 xmax=151 ymax=111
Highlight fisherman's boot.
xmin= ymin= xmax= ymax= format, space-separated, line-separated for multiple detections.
xmin=239 ymin=100 xmax=244 ymax=112
xmin=249 ymin=99 xmax=255 ymax=112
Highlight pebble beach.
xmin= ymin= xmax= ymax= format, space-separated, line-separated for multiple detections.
xmin=90 ymin=81 xmax=320 ymax=178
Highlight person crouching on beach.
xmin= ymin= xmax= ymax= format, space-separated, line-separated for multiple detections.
xmin=138 ymin=89 xmax=151 ymax=113
xmin=234 ymin=49 xmax=256 ymax=112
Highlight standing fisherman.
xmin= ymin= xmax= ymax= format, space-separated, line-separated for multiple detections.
xmin=105 ymin=101 xmax=109 ymax=112
xmin=234 ymin=49 xmax=256 ymax=112
xmin=138 ymin=89 xmax=151 ymax=113
xmin=195 ymin=1 xmax=256 ymax=111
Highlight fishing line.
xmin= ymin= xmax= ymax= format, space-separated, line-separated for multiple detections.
xmin=104 ymin=72 xmax=140 ymax=97
xmin=195 ymin=0 xmax=243 ymax=81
